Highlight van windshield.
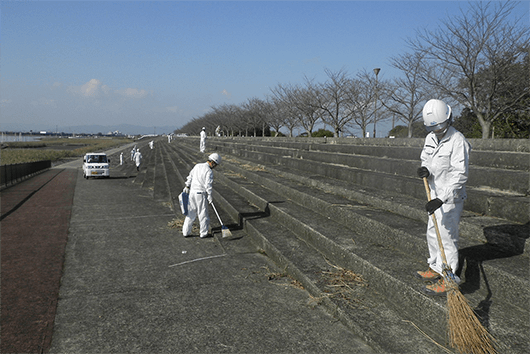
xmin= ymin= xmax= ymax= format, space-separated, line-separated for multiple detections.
xmin=87 ymin=155 xmax=108 ymax=163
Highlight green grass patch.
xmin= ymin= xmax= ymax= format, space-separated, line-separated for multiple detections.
xmin=1 ymin=138 xmax=133 ymax=165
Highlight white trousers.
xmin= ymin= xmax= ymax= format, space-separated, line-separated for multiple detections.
xmin=200 ymin=139 xmax=206 ymax=153
xmin=182 ymin=191 xmax=210 ymax=237
xmin=426 ymin=201 xmax=463 ymax=283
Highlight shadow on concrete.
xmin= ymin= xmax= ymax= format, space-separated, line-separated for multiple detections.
xmin=456 ymin=222 xmax=529 ymax=329
xmin=483 ymin=222 xmax=529 ymax=255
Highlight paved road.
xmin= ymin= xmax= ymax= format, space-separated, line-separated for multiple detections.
xmin=45 ymin=153 xmax=374 ymax=353
xmin=1 ymin=168 xmax=77 ymax=354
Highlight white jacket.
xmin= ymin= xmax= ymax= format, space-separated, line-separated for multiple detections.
xmin=185 ymin=162 xmax=213 ymax=196
xmin=420 ymin=126 xmax=471 ymax=204
xmin=134 ymin=151 xmax=142 ymax=165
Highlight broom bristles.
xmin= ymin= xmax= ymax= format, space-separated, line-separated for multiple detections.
xmin=221 ymin=226 xmax=232 ymax=238
xmin=446 ymin=284 xmax=496 ymax=354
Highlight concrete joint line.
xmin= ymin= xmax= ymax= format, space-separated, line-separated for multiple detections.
xmin=169 ymin=253 xmax=228 ymax=268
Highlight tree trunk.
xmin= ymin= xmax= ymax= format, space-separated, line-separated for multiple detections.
xmin=478 ymin=115 xmax=491 ymax=139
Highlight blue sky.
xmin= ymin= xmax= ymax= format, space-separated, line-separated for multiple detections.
xmin=1 ymin=1 xmax=528 ymax=135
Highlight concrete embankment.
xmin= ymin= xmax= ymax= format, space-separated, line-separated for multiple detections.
xmin=42 ymin=136 xmax=528 ymax=353
xmin=164 ymin=136 xmax=528 ymax=354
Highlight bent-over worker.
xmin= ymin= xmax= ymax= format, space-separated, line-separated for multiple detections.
xmin=182 ymin=153 xmax=221 ymax=238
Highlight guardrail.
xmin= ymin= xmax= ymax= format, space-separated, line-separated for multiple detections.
xmin=1 ymin=160 xmax=52 ymax=188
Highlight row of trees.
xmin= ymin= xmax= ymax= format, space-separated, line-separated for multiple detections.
xmin=176 ymin=1 xmax=529 ymax=139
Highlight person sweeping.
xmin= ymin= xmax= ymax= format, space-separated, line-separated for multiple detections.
xmin=417 ymin=99 xmax=496 ymax=354
xmin=182 ymin=153 xmax=221 ymax=238
xmin=415 ymin=98 xmax=470 ymax=294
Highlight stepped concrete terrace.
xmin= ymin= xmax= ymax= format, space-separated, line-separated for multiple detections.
xmin=104 ymin=136 xmax=529 ymax=354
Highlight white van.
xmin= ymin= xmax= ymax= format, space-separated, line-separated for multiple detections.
xmin=83 ymin=153 xmax=110 ymax=179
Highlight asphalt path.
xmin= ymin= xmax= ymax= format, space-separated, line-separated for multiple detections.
xmin=43 ymin=152 xmax=375 ymax=353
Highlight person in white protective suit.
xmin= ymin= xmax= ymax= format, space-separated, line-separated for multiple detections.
xmin=415 ymin=99 xmax=471 ymax=296
xmin=199 ymin=127 xmax=207 ymax=153
xmin=182 ymin=153 xmax=221 ymax=238
xmin=131 ymin=146 xmax=136 ymax=161
xmin=134 ymin=148 xmax=142 ymax=171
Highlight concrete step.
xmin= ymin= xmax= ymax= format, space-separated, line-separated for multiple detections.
xmin=182 ymin=137 xmax=529 ymax=256
xmin=224 ymin=194 xmax=450 ymax=353
xmin=153 ymin=146 xmax=170 ymax=203
xmin=193 ymin=137 xmax=528 ymax=238
xmin=214 ymin=160 xmax=528 ymax=353
xmin=160 ymin=142 xmax=450 ymax=353
xmin=206 ymin=138 xmax=529 ymax=224
xmin=141 ymin=148 xmax=155 ymax=193
xmin=176 ymin=137 xmax=528 ymax=254
xmin=151 ymin=139 xmax=529 ymax=353
xmin=158 ymin=143 xmax=184 ymax=213
xmin=206 ymin=144 xmax=529 ymax=300
xmin=171 ymin=138 xmax=529 ymax=353
xmin=211 ymin=137 xmax=530 ymax=171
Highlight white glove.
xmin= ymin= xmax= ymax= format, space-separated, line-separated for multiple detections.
xmin=207 ymin=194 xmax=213 ymax=204
xmin=183 ymin=186 xmax=190 ymax=194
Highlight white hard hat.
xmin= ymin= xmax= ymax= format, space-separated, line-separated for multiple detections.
xmin=202 ymin=127 xmax=206 ymax=130
xmin=208 ymin=153 xmax=221 ymax=165
xmin=422 ymin=99 xmax=452 ymax=132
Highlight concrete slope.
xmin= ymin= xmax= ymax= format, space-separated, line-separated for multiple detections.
xmin=105 ymin=137 xmax=529 ymax=354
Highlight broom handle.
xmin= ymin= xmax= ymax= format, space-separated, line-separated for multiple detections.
xmin=423 ymin=177 xmax=450 ymax=267
xmin=211 ymin=202 xmax=224 ymax=226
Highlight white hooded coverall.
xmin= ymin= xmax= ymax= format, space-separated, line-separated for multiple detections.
xmin=200 ymin=130 xmax=207 ymax=153
xmin=420 ymin=126 xmax=470 ymax=282
xmin=182 ymin=162 xmax=213 ymax=237
xmin=134 ymin=150 xmax=142 ymax=168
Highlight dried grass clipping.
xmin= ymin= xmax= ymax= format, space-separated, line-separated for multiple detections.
xmin=321 ymin=262 xmax=365 ymax=305
xmin=167 ymin=219 xmax=184 ymax=229
xmin=446 ymin=284 xmax=496 ymax=354
xmin=167 ymin=218 xmax=200 ymax=233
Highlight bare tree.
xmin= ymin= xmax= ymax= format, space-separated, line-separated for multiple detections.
xmin=211 ymin=103 xmax=238 ymax=137
xmin=409 ymin=1 xmax=530 ymax=138
xmin=386 ymin=52 xmax=430 ymax=137
xmin=243 ymin=97 xmax=269 ymax=137
xmin=316 ymin=68 xmax=356 ymax=137
xmin=267 ymin=96 xmax=288 ymax=136
xmin=271 ymin=82 xmax=321 ymax=137
xmin=346 ymin=77 xmax=374 ymax=138
xmin=295 ymin=79 xmax=324 ymax=136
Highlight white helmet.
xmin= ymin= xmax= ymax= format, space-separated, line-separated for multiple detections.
xmin=208 ymin=153 xmax=221 ymax=165
xmin=202 ymin=127 xmax=206 ymax=130
xmin=422 ymin=99 xmax=452 ymax=132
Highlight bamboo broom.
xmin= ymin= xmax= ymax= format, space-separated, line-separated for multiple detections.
xmin=423 ymin=177 xmax=496 ymax=354
xmin=210 ymin=202 xmax=233 ymax=238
